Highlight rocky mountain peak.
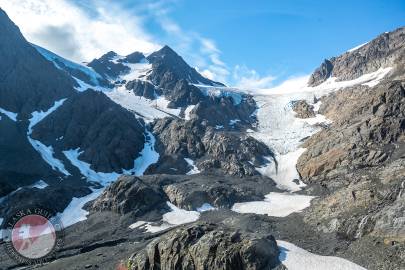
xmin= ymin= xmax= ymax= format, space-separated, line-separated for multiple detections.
xmin=308 ymin=26 xmax=405 ymax=86
xmin=146 ymin=45 xmax=224 ymax=87
xmin=100 ymin=51 xmax=119 ymax=61
xmin=88 ymin=51 xmax=130 ymax=80
xmin=0 ymin=8 xmax=75 ymax=117
xmin=124 ymin=51 xmax=145 ymax=64
xmin=147 ymin=45 xmax=181 ymax=63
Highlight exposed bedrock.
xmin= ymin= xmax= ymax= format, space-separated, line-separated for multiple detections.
xmin=31 ymin=90 xmax=146 ymax=173
xmin=308 ymin=26 xmax=405 ymax=86
xmin=91 ymin=173 xmax=278 ymax=214
xmin=291 ymin=100 xmax=316 ymax=118
xmin=91 ymin=175 xmax=168 ymax=216
xmin=127 ymin=222 xmax=281 ymax=270
xmin=150 ymin=118 xmax=273 ymax=177
xmin=296 ymin=80 xmax=405 ymax=269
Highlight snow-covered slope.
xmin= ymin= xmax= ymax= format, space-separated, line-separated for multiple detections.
xmin=106 ymin=85 xmax=181 ymax=122
xmin=33 ymin=44 xmax=106 ymax=89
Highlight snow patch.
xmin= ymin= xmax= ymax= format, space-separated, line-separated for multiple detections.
xmin=184 ymin=158 xmax=200 ymax=175
xmin=129 ymin=202 xmax=200 ymax=233
xmin=0 ymin=218 xmax=4 ymax=240
xmin=125 ymin=130 xmax=160 ymax=176
xmin=121 ymin=60 xmax=152 ymax=82
xmin=28 ymin=99 xmax=70 ymax=176
xmin=196 ymin=203 xmax=215 ymax=212
xmin=277 ymin=240 xmax=367 ymax=270
xmin=229 ymin=119 xmax=241 ymax=126
xmin=257 ymin=148 xmax=307 ymax=192
xmin=56 ymin=189 xmax=103 ymax=228
xmin=34 ymin=44 xmax=103 ymax=86
xmin=28 ymin=99 xmax=66 ymax=134
xmin=73 ymin=77 xmax=107 ymax=92
xmin=63 ymin=130 xmax=158 ymax=184
xmin=184 ymin=105 xmax=195 ymax=120
xmin=232 ymin=192 xmax=314 ymax=217
xmin=28 ymin=138 xmax=70 ymax=176
xmin=63 ymin=149 xmax=119 ymax=185
xmin=0 ymin=107 xmax=17 ymax=121
xmin=254 ymin=67 xmax=392 ymax=96
xmin=347 ymin=42 xmax=368 ymax=52
xmin=30 ymin=180 xmax=49 ymax=189
xmin=106 ymin=86 xmax=180 ymax=122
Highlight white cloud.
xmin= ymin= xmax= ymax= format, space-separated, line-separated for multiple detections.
xmin=233 ymin=65 xmax=277 ymax=89
xmin=251 ymin=75 xmax=310 ymax=95
xmin=0 ymin=0 xmax=280 ymax=88
xmin=0 ymin=0 xmax=160 ymax=62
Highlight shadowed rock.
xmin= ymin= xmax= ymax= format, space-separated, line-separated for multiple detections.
xmin=127 ymin=222 xmax=281 ymax=270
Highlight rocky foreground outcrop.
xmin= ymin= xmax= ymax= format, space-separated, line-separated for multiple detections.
xmin=127 ymin=222 xmax=281 ymax=270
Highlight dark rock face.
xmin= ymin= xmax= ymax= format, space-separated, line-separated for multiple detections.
xmin=128 ymin=222 xmax=280 ymax=270
xmin=308 ymin=59 xmax=333 ymax=86
xmin=0 ymin=8 xmax=75 ymax=119
xmin=192 ymin=95 xmax=257 ymax=128
xmin=292 ymin=100 xmax=316 ymax=118
xmin=151 ymin=118 xmax=273 ymax=176
xmin=91 ymin=176 xmax=168 ymax=216
xmin=165 ymin=79 xmax=205 ymax=108
xmin=123 ymin=51 xmax=145 ymax=64
xmin=31 ymin=90 xmax=146 ymax=173
xmin=308 ymin=27 xmax=405 ymax=86
xmin=0 ymin=116 xmax=56 ymax=195
xmin=90 ymin=173 xmax=277 ymax=214
xmin=146 ymin=45 xmax=224 ymax=88
xmin=126 ymin=80 xmax=159 ymax=100
xmin=162 ymin=173 xmax=277 ymax=210
xmin=87 ymin=51 xmax=131 ymax=79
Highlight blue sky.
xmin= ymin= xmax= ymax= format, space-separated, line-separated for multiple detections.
xmin=1 ymin=0 xmax=405 ymax=88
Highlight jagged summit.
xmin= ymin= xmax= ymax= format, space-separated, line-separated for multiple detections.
xmin=124 ymin=51 xmax=145 ymax=64
xmin=146 ymin=44 xmax=224 ymax=88
xmin=308 ymin=26 xmax=405 ymax=86
xmin=147 ymin=45 xmax=180 ymax=62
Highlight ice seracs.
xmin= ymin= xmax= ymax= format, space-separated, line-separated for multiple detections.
xmin=195 ymin=84 xmax=243 ymax=105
